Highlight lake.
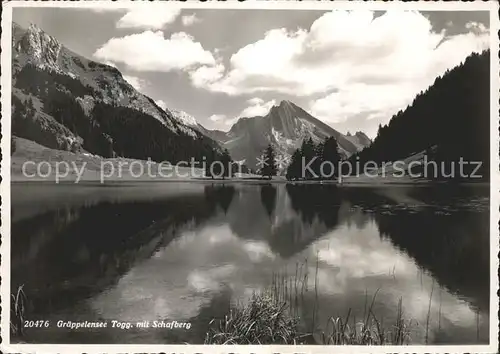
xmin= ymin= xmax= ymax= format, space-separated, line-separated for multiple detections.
xmin=10 ymin=182 xmax=490 ymax=344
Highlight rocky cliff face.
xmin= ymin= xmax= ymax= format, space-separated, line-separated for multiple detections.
xmin=345 ymin=131 xmax=372 ymax=151
xmin=207 ymin=100 xmax=371 ymax=169
xmin=12 ymin=23 xmax=221 ymax=160
xmin=13 ymin=24 xmax=186 ymax=129
xmin=170 ymin=109 xmax=198 ymax=128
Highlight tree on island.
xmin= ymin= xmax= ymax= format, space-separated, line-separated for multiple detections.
xmin=285 ymin=136 xmax=341 ymax=180
xmin=220 ymin=149 xmax=232 ymax=180
xmin=260 ymin=144 xmax=278 ymax=180
xmin=204 ymin=149 xmax=233 ymax=179
xmin=313 ymin=140 xmax=325 ymax=178
xmin=205 ymin=149 xmax=217 ymax=179
xmin=321 ymin=136 xmax=341 ymax=179
xmin=286 ymin=149 xmax=302 ymax=180
xmin=300 ymin=137 xmax=316 ymax=180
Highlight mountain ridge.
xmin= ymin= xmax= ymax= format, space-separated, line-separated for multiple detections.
xmin=202 ymin=99 xmax=371 ymax=170
xmin=12 ymin=22 xmax=223 ymax=162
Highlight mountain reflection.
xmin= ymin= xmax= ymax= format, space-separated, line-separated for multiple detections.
xmin=11 ymin=190 xmax=219 ymax=314
xmin=246 ymin=184 xmax=487 ymax=311
xmin=223 ymin=184 xmax=342 ymax=258
xmin=11 ymin=183 xmax=489 ymax=344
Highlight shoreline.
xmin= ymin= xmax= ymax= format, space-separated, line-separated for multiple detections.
xmin=10 ymin=175 xmax=490 ymax=187
xmin=11 ymin=137 xmax=490 ymax=187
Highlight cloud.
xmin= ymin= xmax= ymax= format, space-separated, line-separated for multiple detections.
xmin=240 ymin=97 xmax=276 ymax=117
xmin=94 ymin=31 xmax=216 ymax=72
xmin=209 ymin=114 xmax=227 ymax=122
xmin=155 ymin=99 xmax=168 ymax=110
xmin=116 ymin=8 xmax=181 ymax=30
xmin=189 ymin=64 xmax=225 ymax=88
xmin=103 ymin=60 xmax=117 ymax=68
xmin=309 ymin=82 xmax=416 ymax=124
xmin=83 ymin=8 xmax=126 ymax=13
xmin=182 ymin=13 xmax=201 ymax=26
xmin=208 ymin=98 xmax=276 ymax=129
xmin=194 ymin=10 xmax=489 ymax=128
xmin=465 ymin=21 xmax=487 ymax=33
xmin=123 ymin=75 xmax=147 ymax=91
xmin=83 ymin=7 xmax=180 ymax=30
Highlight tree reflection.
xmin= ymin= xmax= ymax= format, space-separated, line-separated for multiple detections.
xmin=204 ymin=184 xmax=236 ymax=214
xmin=374 ymin=209 xmax=489 ymax=311
xmin=11 ymin=192 xmax=218 ymax=316
xmin=285 ymin=184 xmax=341 ymax=228
xmin=260 ymin=184 xmax=277 ymax=218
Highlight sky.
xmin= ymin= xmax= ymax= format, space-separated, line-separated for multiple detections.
xmin=13 ymin=7 xmax=490 ymax=138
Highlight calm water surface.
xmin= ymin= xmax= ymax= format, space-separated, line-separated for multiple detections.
xmin=11 ymin=182 xmax=490 ymax=344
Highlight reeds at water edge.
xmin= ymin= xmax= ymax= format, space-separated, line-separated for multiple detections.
xmin=11 ymin=284 xmax=27 ymax=338
xmin=205 ymin=260 xmax=416 ymax=345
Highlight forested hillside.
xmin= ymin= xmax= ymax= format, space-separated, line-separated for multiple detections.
xmin=12 ymin=24 xmax=222 ymax=164
xmin=353 ymin=50 xmax=490 ymax=180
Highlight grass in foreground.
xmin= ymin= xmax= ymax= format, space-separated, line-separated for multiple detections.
xmin=318 ymin=297 xmax=413 ymax=345
xmin=206 ymin=267 xmax=415 ymax=345
xmin=205 ymin=292 xmax=307 ymax=344
xmin=11 ymin=284 xmax=27 ymax=338
xmin=205 ymin=293 xmax=413 ymax=345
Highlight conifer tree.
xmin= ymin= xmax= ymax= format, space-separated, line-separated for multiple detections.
xmin=205 ymin=150 xmax=216 ymax=179
xmin=322 ymin=137 xmax=341 ymax=179
xmin=220 ymin=149 xmax=232 ymax=179
xmin=261 ymin=144 xmax=277 ymax=180
xmin=301 ymin=137 xmax=316 ymax=180
xmin=286 ymin=149 xmax=302 ymax=180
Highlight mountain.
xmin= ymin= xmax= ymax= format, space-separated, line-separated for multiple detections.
xmin=198 ymin=126 xmax=230 ymax=145
xmin=353 ymin=50 xmax=490 ymax=180
xmin=11 ymin=23 xmax=221 ymax=163
xmin=345 ymin=131 xmax=371 ymax=151
xmin=206 ymin=100 xmax=371 ymax=169
xmin=170 ymin=109 xmax=198 ymax=127
xmin=168 ymin=109 xmax=233 ymax=143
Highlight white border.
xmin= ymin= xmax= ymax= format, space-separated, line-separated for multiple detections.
xmin=1 ymin=1 xmax=498 ymax=353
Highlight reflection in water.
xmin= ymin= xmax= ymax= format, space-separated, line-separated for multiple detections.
xmin=260 ymin=184 xmax=277 ymax=218
xmin=12 ymin=186 xmax=220 ymax=316
xmin=286 ymin=184 xmax=341 ymax=228
xmin=376 ymin=209 xmax=489 ymax=311
xmin=11 ymin=183 xmax=490 ymax=344
xmin=204 ymin=184 xmax=236 ymax=214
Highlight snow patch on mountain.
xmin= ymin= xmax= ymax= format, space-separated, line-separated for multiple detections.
xmin=170 ymin=109 xmax=198 ymax=127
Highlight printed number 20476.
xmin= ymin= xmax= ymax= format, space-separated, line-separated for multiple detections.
xmin=24 ymin=320 xmax=49 ymax=328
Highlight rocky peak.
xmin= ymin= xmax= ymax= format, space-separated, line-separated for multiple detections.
xmin=170 ymin=109 xmax=198 ymax=127
xmin=278 ymin=99 xmax=293 ymax=107
xmin=212 ymin=99 xmax=371 ymax=169
xmin=355 ymin=131 xmax=371 ymax=142
xmin=19 ymin=23 xmax=62 ymax=71
xmin=12 ymin=22 xmax=189 ymax=134
xmin=357 ymin=133 xmax=372 ymax=147
xmin=276 ymin=100 xmax=302 ymax=114
xmin=271 ymin=100 xmax=301 ymax=118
